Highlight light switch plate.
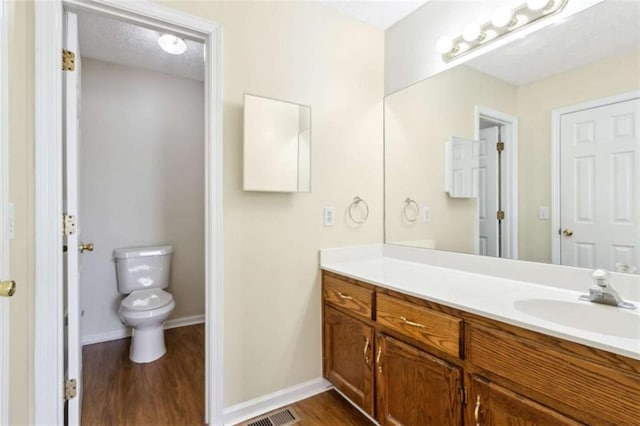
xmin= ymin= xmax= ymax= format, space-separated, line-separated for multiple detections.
xmin=538 ymin=206 xmax=549 ymax=220
xmin=8 ymin=202 xmax=14 ymax=239
xmin=422 ymin=206 xmax=431 ymax=223
xmin=323 ymin=206 xmax=336 ymax=227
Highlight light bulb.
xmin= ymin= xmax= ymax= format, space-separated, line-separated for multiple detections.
xmin=462 ymin=23 xmax=482 ymax=42
xmin=158 ymin=34 xmax=187 ymax=55
xmin=526 ymin=0 xmax=551 ymax=11
xmin=436 ymin=36 xmax=454 ymax=54
xmin=491 ymin=6 xmax=514 ymax=28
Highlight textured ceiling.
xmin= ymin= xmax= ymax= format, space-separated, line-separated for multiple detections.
xmin=77 ymin=11 xmax=204 ymax=81
xmin=466 ymin=1 xmax=640 ymax=86
xmin=319 ymin=0 xmax=430 ymax=29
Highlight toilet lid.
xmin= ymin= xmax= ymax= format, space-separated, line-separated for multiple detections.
xmin=121 ymin=289 xmax=173 ymax=312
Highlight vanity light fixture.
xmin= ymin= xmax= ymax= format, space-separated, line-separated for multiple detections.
xmin=158 ymin=34 xmax=187 ymax=55
xmin=438 ymin=0 xmax=569 ymax=63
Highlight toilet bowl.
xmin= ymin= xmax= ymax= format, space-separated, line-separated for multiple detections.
xmin=114 ymin=245 xmax=175 ymax=363
xmin=119 ymin=288 xmax=176 ymax=363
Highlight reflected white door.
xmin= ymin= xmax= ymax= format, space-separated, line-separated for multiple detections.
xmin=477 ymin=127 xmax=499 ymax=256
xmin=64 ymin=11 xmax=82 ymax=425
xmin=560 ymin=98 xmax=640 ymax=271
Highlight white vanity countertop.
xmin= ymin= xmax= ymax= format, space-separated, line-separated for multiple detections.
xmin=320 ymin=246 xmax=640 ymax=361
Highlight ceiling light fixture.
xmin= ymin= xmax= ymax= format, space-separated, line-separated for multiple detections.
xmin=158 ymin=34 xmax=187 ymax=55
xmin=438 ymin=0 xmax=569 ymax=63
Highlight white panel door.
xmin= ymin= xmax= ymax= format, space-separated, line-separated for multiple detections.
xmin=560 ymin=98 xmax=639 ymax=272
xmin=477 ymin=127 xmax=499 ymax=257
xmin=63 ymin=11 xmax=82 ymax=425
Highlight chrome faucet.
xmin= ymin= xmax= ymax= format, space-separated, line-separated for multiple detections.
xmin=578 ymin=269 xmax=636 ymax=310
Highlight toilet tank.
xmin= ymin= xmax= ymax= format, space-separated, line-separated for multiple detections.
xmin=113 ymin=245 xmax=173 ymax=294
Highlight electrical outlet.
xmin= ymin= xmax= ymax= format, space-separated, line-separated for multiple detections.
xmin=323 ymin=206 xmax=336 ymax=227
xmin=422 ymin=206 xmax=431 ymax=223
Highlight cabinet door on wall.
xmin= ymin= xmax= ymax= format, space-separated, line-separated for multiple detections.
xmin=376 ymin=334 xmax=462 ymax=426
xmin=323 ymin=306 xmax=375 ymax=416
xmin=468 ymin=375 xmax=582 ymax=426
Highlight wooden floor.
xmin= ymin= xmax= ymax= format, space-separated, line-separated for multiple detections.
xmin=83 ymin=324 xmax=369 ymax=426
xmin=82 ymin=324 xmax=205 ymax=426
xmin=238 ymin=390 xmax=372 ymax=426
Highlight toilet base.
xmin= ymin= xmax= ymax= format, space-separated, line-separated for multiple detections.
xmin=129 ymin=324 xmax=167 ymax=363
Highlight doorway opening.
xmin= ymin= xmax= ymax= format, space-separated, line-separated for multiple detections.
xmin=63 ymin=8 xmax=207 ymax=424
xmin=474 ymin=106 xmax=519 ymax=259
xmin=34 ymin=1 xmax=223 ymax=424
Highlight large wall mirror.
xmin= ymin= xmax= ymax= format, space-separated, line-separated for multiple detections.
xmin=385 ymin=0 xmax=640 ymax=274
xmin=244 ymin=94 xmax=311 ymax=192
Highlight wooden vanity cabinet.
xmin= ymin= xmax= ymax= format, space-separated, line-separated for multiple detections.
xmin=376 ymin=334 xmax=463 ymax=426
xmin=323 ymin=306 xmax=375 ymax=416
xmin=321 ymin=271 xmax=640 ymax=425
xmin=467 ymin=375 xmax=582 ymax=426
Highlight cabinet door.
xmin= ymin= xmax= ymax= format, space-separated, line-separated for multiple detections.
xmin=376 ymin=334 xmax=463 ymax=426
xmin=468 ymin=375 xmax=582 ymax=426
xmin=323 ymin=306 xmax=375 ymax=416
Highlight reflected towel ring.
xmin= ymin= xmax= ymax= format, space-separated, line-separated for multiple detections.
xmin=348 ymin=196 xmax=369 ymax=224
xmin=403 ymin=198 xmax=419 ymax=222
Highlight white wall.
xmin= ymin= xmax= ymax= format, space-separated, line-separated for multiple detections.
xmin=385 ymin=0 xmax=605 ymax=95
xmin=79 ymin=59 xmax=205 ymax=341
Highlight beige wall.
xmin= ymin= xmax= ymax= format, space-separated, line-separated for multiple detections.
xmin=79 ymin=59 xmax=205 ymax=340
xmin=385 ymin=65 xmax=517 ymax=253
xmin=8 ymin=0 xmax=34 ymax=424
xmin=517 ymin=49 xmax=640 ymax=263
xmin=156 ymin=1 xmax=384 ymax=406
xmin=8 ymin=0 xmax=384 ymax=419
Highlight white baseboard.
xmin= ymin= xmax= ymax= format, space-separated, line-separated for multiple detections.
xmin=165 ymin=314 xmax=205 ymax=330
xmin=222 ymin=377 xmax=333 ymax=425
xmin=82 ymin=314 xmax=205 ymax=345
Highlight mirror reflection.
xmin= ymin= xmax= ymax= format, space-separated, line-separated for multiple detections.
xmin=384 ymin=1 xmax=640 ymax=274
xmin=243 ymin=94 xmax=311 ymax=192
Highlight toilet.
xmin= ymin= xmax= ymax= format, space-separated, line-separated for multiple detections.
xmin=114 ymin=245 xmax=176 ymax=363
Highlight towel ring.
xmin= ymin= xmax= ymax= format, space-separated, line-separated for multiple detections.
xmin=348 ymin=196 xmax=369 ymax=224
xmin=403 ymin=198 xmax=419 ymax=223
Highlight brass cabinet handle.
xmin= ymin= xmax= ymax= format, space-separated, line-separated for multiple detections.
xmin=337 ymin=291 xmax=353 ymax=300
xmin=376 ymin=346 xmax=383 ymax=373
xmin=474 ymin=395 xmax=481 ymax=426
xmin=363 ymin=337 xmax=370 ymax=365
xmin=80 ymin=242 xmax=94 ymax=253
xmin=562 ymin=228 xmax=573 ymax=237
xmin=400 ymin=316 xmax=426 ymax=328
xmin=0 ymin=280 xmax=16 ymax=297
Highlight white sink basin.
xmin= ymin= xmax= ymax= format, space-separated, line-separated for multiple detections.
xmin=513 ymin=298 xmax=640 ymax=340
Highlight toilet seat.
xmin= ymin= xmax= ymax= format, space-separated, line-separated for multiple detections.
xmin=120 ymin=288 xmax=173 ymax=312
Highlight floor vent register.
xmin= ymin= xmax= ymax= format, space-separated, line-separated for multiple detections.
xmin=244 ymin=407 xmax=300 ymax=426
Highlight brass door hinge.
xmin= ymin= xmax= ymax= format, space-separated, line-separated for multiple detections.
xmin=496 ymin=142 xmax=504 ymax=152
xmin=497 ymin=210 xmax=505 ymax=221
xmin=62 ymin=49 xmax=75 ymax=71
xmin=64 ymin=378 xmax=77 ymax=400
xmin=63 ymin=214 xmax=76 ymax=236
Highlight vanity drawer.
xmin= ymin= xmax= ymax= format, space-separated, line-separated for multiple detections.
xmin=376 ymin=293 xmax=462 ymax=358
xmin=323 ymin=274 xmax=374 ymax=320
xmin=468 ymin=324 xmax=640 ymax=425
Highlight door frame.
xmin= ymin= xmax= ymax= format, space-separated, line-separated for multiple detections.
xmin=550 ymin=90 xmax=640 ymax=265
xmin=34 ymin=1 xmax=224 ymax=424
xmin=0 ymin=0 xmax=10 ymax=423
xmin=474 ymin=106 xmax=519 ymax=259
